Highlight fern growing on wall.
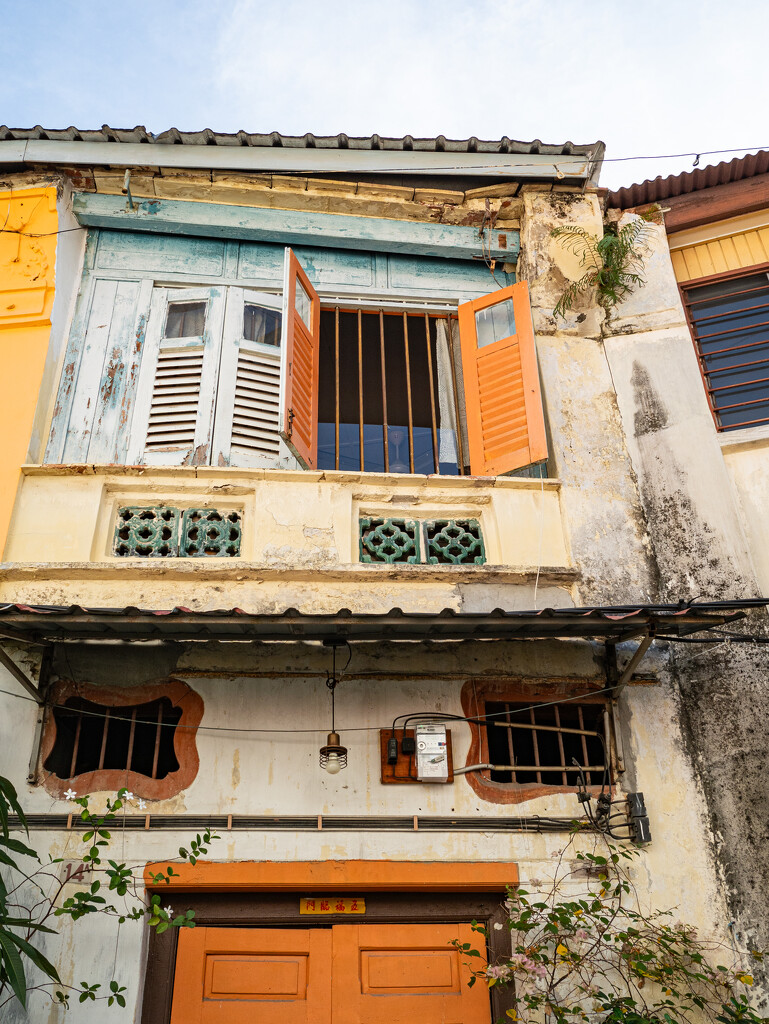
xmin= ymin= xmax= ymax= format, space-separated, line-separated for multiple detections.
xmin=551 ymin=216 xmax=656 ymax=319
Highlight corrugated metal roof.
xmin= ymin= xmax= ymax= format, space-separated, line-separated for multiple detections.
xmin=608 ymin=150 xmax=769 ymax=209
xmin=0 ymin=601 xmax=759 ymax=644
xmin=0 ymin=125 xmax=600 ymax=158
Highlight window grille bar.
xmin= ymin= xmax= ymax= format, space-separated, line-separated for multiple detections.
xmin=334 ymin=307 xmax=340 ymax=472
xmin=714 ymin=413 xmax=769 ymax=429
xmin=69 ymin=715 xmax=82 ymax=779
xmin=694 ymin=335 xmax=769 ymax=361
xmin=126 ymin=708 xmax=137 ymax=772
xmin=424 ymin=313 xmax=439 ymax=474
xmin=98 ymin=708 xmax=110 ymax=771
xmin=690 ymin=298 xmax=769 ymax=325
xmin=554 ymin=706 xmax=567 ymax=787
xmin=691 ymin=317 xmax=769 ymax=344
xmin=491 ymin=721 xmax=602 ymax=738
xmin=402 ymin=313 xmax=415 ymax=474
xmin=151 ymin=703 xmax=163 ymax=780
xmin=709 ymin=374 xmax=769 ymax=395
xmin=715 ymin=393 xmax=769 ymax=412
xmin=529 ymin=706 xmax=542 ymax=785
xmin=446 ymin=315 xmax=465 ymax=475
xmin=379 ymin=311 xmax=390 ymax=473
xmin=578 ymin=706 xmax=590 ymax=786
xmin=502 ymin=764 xmax=605 ymax=772
xmin=356 ymin=311 xmax=364 ymax=471
xmin=684 ymin=282 xmax=769 ymax=308
xmin=707 ymin=355 xmax=769 ymax=376
xmin=504 ymin=703 xmax=516 ymax=784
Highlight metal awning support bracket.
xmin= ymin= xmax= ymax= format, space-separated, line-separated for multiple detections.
xmin=0 ymin=644 xmax=43 ymax=704
xmin=614 ymin=633 xmax=655 ymax=697
xmin=604 ymin=631 xmax=655 ymax=775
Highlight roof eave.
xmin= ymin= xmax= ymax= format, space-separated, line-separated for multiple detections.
xmin=0 ymin=135 xmax=605 ymax=184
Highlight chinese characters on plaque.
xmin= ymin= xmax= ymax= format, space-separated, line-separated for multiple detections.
xmin=299 ymin=897 xmax=366 ymax=915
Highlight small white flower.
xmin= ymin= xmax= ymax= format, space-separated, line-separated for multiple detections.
xmin=137 ymin=799 xmax=147 ymax=810
xmin=164 ymin=905 xmax=173 ymax=917
xmin=123 ymin=791 xmax=134 ymax=801
xmin=64 ymin=788 xmax=77 ymax=801
xmin=493 ymin=922 xmax=504 ymax=930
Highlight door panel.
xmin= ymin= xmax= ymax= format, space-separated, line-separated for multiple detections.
xmin=171 ymin=927 xmax=332 ymax=1023
xmin=332 ymin=923 xmax=489 ymax=1024
xmin=171 ymin=922 xmax=489 ymax=1024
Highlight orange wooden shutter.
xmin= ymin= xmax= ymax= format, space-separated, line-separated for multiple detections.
xmin=280 ymin=248 xmax=320 ymax=469
xmin=171 ymin=927 xmax=332 ymax=1024
xmin=331 ymin=923 xmax=490 ymax=1024
xmin=458 ymin=281 xmax=547 ymax=476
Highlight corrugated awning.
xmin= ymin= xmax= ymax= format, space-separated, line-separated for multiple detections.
xmin=607 ymin=150 xmax=769 ymax=209
xmin=0 ymin=601 xmax=763 ymax=645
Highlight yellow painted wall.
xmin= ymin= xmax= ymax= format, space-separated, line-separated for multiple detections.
xmin=0 ymin=186 xmax=57 ymax=557
xmin=669 ymin=208 xmax=769 ymax=282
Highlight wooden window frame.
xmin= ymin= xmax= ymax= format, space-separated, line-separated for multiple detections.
xmin=678 ymin=261 xmax=769 ymax=434
xmin=317 ymin=305 xmax=464 ymax=476
xmin=141 ymin=887 xmax=515 ymax=1024
xmin=460 ymin=678 xmax=612 ymax=806
xmin=38 ymin=679 xmax=203 ymax=801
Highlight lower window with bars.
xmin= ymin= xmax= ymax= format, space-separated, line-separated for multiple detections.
xmin=461 ymin=682 xmax=612 ymax=805
xmin=39 ymin=682 xmax=203 ymax=800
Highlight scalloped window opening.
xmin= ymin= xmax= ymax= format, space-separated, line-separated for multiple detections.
xmin=44 ymin=697 xmax=182 ymax=780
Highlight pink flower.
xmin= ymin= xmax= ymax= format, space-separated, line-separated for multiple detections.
xmin=486 ymin=965 xmax=512 ymax=981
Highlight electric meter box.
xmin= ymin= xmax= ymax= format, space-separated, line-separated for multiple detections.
xmin=415 ymin=723 xmax=450 ymax=783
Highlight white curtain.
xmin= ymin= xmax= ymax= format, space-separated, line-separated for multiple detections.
xmin=435 ymin=319 xmax=458 ymax=465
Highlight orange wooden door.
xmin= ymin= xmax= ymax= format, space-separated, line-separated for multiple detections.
xmin=170 ymin=927 xmax=332 ymax=1024
xmin=331 ymin=923 xmax=490 ymax=1024
xmin=171 ymin=922 xmax=490 ymax=1024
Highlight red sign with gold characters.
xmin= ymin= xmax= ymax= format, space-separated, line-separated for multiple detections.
xmin=299 ymin=897 xmax=366 ymax=915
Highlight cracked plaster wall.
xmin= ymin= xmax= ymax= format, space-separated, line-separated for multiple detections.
xmin=599 ymin=211 xmax=769 ymax=959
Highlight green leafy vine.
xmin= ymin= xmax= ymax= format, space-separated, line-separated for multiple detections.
xmin=551 ymin=216 xmax=657 ymax=320
xmin=0 ymin=777 xmax=218 ymax=1012
xmin=455 ymin=832 xmax=766 ymax=1024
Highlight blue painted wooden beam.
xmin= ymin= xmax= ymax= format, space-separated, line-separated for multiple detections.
xmin=72 ymin=192 xmax=520 ymax=263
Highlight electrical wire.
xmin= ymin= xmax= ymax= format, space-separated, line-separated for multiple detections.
xmin=391 ymin=686 xmax=614 ymax=737
xmin=0 ymin=226 xmax=86 ymax=237
xmin=0 ymin=683 xmax=616 ymax=736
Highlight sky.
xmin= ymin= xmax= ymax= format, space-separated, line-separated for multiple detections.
xmin=1 ymin=0 xmax=768 ymax=192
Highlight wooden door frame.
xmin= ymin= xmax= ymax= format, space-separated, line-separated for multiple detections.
xmin=141 ymin=861 xmax=518 ymax=1024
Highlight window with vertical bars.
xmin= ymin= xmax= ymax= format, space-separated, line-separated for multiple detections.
xmin=44 ymin=697 xmax=182 ymax=781
xmin=484 ymin=700 xmax=609 ymax=787
xmin=682 ymin=270 xmax=769 ymax=431
xmin=317 ymin=308 xmax=465 ymax=475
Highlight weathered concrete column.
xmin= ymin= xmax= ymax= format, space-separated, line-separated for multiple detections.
xmin=518 ymin=188 xmax=656 ymax=604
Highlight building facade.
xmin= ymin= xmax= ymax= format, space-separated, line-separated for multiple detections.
xmin=0 ymin=128 xmax=767 ymax=1023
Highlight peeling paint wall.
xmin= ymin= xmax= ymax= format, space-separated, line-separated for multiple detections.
xmin=0 ymin=185 xmax=58 ymax=556
xmin=596 ymin=212 xmax=769 ymax=963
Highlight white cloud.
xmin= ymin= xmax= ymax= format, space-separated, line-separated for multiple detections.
xmin=6 ymin=0 xmax=769 ymax=190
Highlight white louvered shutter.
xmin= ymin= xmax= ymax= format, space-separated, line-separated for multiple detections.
xmin=128 ymin=287 xmax=226 ymax=466
xmin=212 ymin=288 xmax=285 ymax=467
